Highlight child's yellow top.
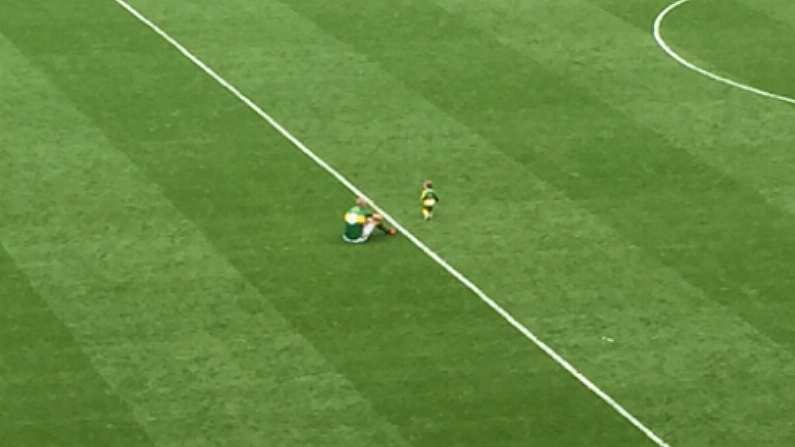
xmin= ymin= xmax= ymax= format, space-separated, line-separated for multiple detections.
xmin=420 ymin=187 xmax=439 ymax=208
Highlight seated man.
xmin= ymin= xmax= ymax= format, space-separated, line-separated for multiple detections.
xmin=342 ymin=197 xmax=397 ymax=243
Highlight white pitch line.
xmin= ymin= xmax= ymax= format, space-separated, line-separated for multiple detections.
xmin=113 ymin=1 xmax=671 ymax=445
xmin=654 ymin=0 xmax=795 ymax=106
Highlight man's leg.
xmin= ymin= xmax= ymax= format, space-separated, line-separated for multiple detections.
xmin=359 ymin=221 xmax=377 ymax=242
xmin=371 ymin=214 xmax=397 ymax=236
xmin=421 ymin=207 xmax=433 ymax=221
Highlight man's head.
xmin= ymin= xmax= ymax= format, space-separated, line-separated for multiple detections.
xmin=355 ymin=196 xmax=369 ymax=208
xmin=422 ymin=180 xmax=433 ymax=189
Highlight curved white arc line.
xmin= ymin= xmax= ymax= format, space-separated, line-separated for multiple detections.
xmin=654 ymin=0 xmax=795 ymax=105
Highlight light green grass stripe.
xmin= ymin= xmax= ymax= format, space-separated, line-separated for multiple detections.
xmin=0 ymin=243 xmax=154 ymax=447
xmin=741 ymin=0 xmax=795 ymax=26
xmin=0 ymin=35 xmax=408 ymax=447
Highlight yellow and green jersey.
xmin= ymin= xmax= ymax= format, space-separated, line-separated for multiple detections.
xmin=420 ymin=188 xmax=439 ymax=208
xmin=343 ymin=206 xmax=373 ymax=241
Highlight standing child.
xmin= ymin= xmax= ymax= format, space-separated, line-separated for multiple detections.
xmin=420 ymin=180 xmax=439 ymax=221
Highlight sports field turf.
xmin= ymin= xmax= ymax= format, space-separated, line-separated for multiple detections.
xmin=2 ymin=0 xmax=795 ymax=445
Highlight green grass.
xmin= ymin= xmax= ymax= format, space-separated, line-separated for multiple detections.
xmin=2 ymin=0 xmax=795 ymax=445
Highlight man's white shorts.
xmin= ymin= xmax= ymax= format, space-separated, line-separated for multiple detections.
xmin=342 ymin=222 xmax=377 ymax=244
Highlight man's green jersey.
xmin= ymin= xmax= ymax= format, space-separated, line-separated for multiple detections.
xmin=343 ymin=206 xmax=373 ymax=241
xmin=420 ymin=188 xmax=439 ymax=208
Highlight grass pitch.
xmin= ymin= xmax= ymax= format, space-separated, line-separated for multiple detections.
xmin=2 ymin=1 xmax=795 ymax=446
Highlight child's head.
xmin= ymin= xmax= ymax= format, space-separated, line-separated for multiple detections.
xmin=422 ymin=180 xmax=433 ymax=189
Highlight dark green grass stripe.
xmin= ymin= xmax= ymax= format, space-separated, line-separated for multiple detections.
xmin=0 ymin=246 xmax=152 ymax=447
xmin=275 ymin=0 xmax=795 ymax=349
xmin=0 ymin=1 xmax=652 ymax=445
xmin=597 ymin=0 xmax=795 ymax=99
